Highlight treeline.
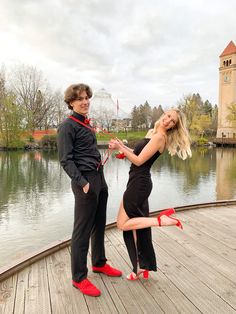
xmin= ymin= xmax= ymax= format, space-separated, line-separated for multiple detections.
xmin=131 ymin=101 xmax=164 ymax=129
xmin=0 ymin=63 xmax=220 ymax=149
xmin=0 ymin=64 xmax=68 ymax=148
xmin=131 ymin=94 xmax=218 ymax=137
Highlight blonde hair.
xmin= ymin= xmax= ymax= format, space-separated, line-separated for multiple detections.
xmin=150 ymin=108 xmax=192 ymax=160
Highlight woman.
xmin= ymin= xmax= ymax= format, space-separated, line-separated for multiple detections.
xmin=109 ymin=108 xmax=192 ymax=280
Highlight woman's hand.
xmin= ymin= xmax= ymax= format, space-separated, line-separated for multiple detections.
xmin=83 ymin=182 xmax=90 ymax=194
xmin=115 ymin=138 xmax=125 ymax=147
xmin=109 ymin=139 xmax=120 ymax=150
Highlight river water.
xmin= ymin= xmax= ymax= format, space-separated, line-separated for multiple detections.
xmin=0 ymin=147 xmax=236 ymax=267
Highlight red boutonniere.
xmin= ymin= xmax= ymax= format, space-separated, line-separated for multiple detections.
xmin=84 ymin=118 xmax=91 ymax=125
xmin=115 ymin=152 xmax=126 ymax=159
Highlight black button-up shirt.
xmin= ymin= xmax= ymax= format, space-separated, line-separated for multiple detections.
xmin=57 ymin=111 xmax=101 ymax=187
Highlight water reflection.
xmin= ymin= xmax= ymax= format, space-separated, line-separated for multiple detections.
xmin=0 ymin=147 xmax=236 ymax=267
xmin=216 ymin=148 xmax=236 ymax=199
xmin=0 ymin=150 xmax=71 ymax=222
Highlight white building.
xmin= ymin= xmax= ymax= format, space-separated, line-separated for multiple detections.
xmin=90 ymin=88 xmax=116 ymax=117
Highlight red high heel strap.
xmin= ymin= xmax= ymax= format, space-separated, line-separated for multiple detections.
xmin=168 ymin=217 xmax=183 ymax=229
xmin=157 ymin=208 xmax=175 ymax=226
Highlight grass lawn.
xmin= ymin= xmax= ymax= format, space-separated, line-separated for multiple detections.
xmin=96 ymin=130 xmax=147 ymax=141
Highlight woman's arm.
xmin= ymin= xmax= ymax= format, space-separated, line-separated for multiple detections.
xmin=110 ymin=133 xmax=165 ymax=166
xmin=115 ymin=138 xmax=133 ymax=153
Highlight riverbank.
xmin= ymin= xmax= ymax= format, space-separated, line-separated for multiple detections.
xmin=0 ymin=130 xmax=217 ymax=150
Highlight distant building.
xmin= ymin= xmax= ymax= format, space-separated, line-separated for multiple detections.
xmin=89 ymin=88 xmax=131 ymax=131
xmin=90 ymin=88 xmax=116 ymax=116
xmin=216 ymin=41 xmax=236 ymax=139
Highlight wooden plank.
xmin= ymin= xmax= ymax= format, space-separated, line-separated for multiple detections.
xmin=0 ymin=275 xmax=17 ymax=314
xmin=194 ymin=206 xmax=236 ymax=236
xmin=107 ymin=228 xmax=200 ymax=314
xmin=46 ymin=247 xmax=89 ymax=314
xmin=177 ymin=213 xmax=236 ymax=265
xmin=180 ymin=209 xmax=236 ymax=249
xmin=100 ymin=239 xmax=131 ymax=314
xmin=14 ymin=267 xmax=29 ymax=314
xmin=24 ymin=258 xmax=51 ymax=314
xmin=105 ymin=230 xmax=164 ymax=314
xmin=152 ymin=228 xmax=236 ymax=310
xmin=106 ymin=234 xmax=164 ymax=314
xmin=158 ymin=213 xmax=236 ymax=282
xmin=0 ymin=237 xmax=71 ymax=283
xmin=103 ymin=232 xmax=145 ymax=314
xmin=84 ymin=254 xmax=120 ymax=314
xmin=188 ymin=206 xmax=236 ymax=234
xmin=151 ymin=234 xmax=236 ymax=314
xmin=69 ymin=238 xmax=122 ymax=313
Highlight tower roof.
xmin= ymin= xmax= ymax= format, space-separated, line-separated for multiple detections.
xmin=220 ymin=41 xmax=236 ymax=57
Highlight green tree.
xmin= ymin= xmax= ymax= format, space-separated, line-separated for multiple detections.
xmin=131 ymin=105 xmax=140 ymax=129
xmin=151 ymin=105 xmax=164 ymax=127
xmin=177 ymin=93 xmax=215 ymax=137
xmin=177 ymin=94 xmax=200 ymax=129
xmin=201 ymin=99 xmax=213 ymax=116
xmin=141 ymin=101 xmax=152 ymax=128
xmin=226 ymin=103 xmax=236 ymax=124
xmin=191 ymin=114 xmax=211 ymax=136
xmin=208 ymin=104 xmax=218 ymax=136
xmin=0 ymin=93 xmax=25 ymax=148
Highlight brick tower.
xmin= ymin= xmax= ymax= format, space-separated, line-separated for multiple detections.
xmin=216 ymin=41 xmax=236 ymax=139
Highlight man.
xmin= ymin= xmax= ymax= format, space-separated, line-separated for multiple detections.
xmin=57 ymin=83 xmax=122 ymax=297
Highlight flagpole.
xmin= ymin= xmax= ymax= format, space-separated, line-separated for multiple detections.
xmin=116 ymin=99 xmax=119 ymax=133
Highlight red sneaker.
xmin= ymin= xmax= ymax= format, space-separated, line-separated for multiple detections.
xmin=92 ymin=263 xmax=122 ymax=277
xmin=72 ymin=279 xmax=101 ymax=297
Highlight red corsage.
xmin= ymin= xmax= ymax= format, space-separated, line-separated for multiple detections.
xmin=115 ymin=152 xmax=126 ymax=159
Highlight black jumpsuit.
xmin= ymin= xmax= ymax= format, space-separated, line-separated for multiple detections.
xmin=123 ymin=138 xmax=161 ymax=274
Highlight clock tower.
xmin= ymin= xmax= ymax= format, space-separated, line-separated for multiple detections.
xmin=216 ymin=41 xmax=236 ymax=139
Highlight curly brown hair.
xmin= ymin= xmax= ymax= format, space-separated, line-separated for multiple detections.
xmin=64 ymin=83 xmax=93 ymax=110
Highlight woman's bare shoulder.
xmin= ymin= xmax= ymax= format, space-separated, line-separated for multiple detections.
xmin=152 ymin=132 xmax=165 ymax=141
xmin=145 ymin=129 xmax=153 ymax=138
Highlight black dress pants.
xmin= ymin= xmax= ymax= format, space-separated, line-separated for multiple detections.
xmin=71 ymin=167 xmax=108 ymax=282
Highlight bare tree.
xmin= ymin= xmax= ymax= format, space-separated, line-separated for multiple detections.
xmin=9 ymin=64 xmax=53 ymax=131
xmin=41 ymin=90 xmax=69 ymax=128
xmin=91 ymin=107 xmax=115 ymax=132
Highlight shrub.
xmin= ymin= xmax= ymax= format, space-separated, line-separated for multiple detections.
xmin=40 ymin=135 xmax=57 ymax=149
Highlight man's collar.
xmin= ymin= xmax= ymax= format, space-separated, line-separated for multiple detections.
xmin=72 ymin=111 xmax=86 ymax=122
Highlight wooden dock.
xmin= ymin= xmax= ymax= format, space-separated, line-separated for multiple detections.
xmin=213 ymin=138 xmax=236 ymax=146
xmin=1 ymin=202 xmax=236 ymax=313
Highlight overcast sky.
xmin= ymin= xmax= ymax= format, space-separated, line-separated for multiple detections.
xmin=0 ymin=0 xmax=236 ymax=114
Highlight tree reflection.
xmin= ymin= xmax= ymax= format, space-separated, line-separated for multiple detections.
xmin=151 ymin=147 xmax=216 ymax=192
xmin=1 ymin=147 xmax=236 ymax=224
xmin=0 ymin=150 xmax=70 ymax=221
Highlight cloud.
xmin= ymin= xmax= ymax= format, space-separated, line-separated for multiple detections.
xmin=0 ymin=0 xmax=236 ymax=113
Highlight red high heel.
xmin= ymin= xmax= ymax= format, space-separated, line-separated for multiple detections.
xmin=126 ymin=270 xmax=149 ymax=280
xmin=126 ymin=272 xmax=139 ymax=280
xmin=168 ymin=217 xmax=183 ymax=229
xmin=157 ymin=208 xmax=183 ymax=229
xmin=138 ymin=270 xmax=149 ymax=279
xmin=157 ymin=208 xmax=175 ymax=226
